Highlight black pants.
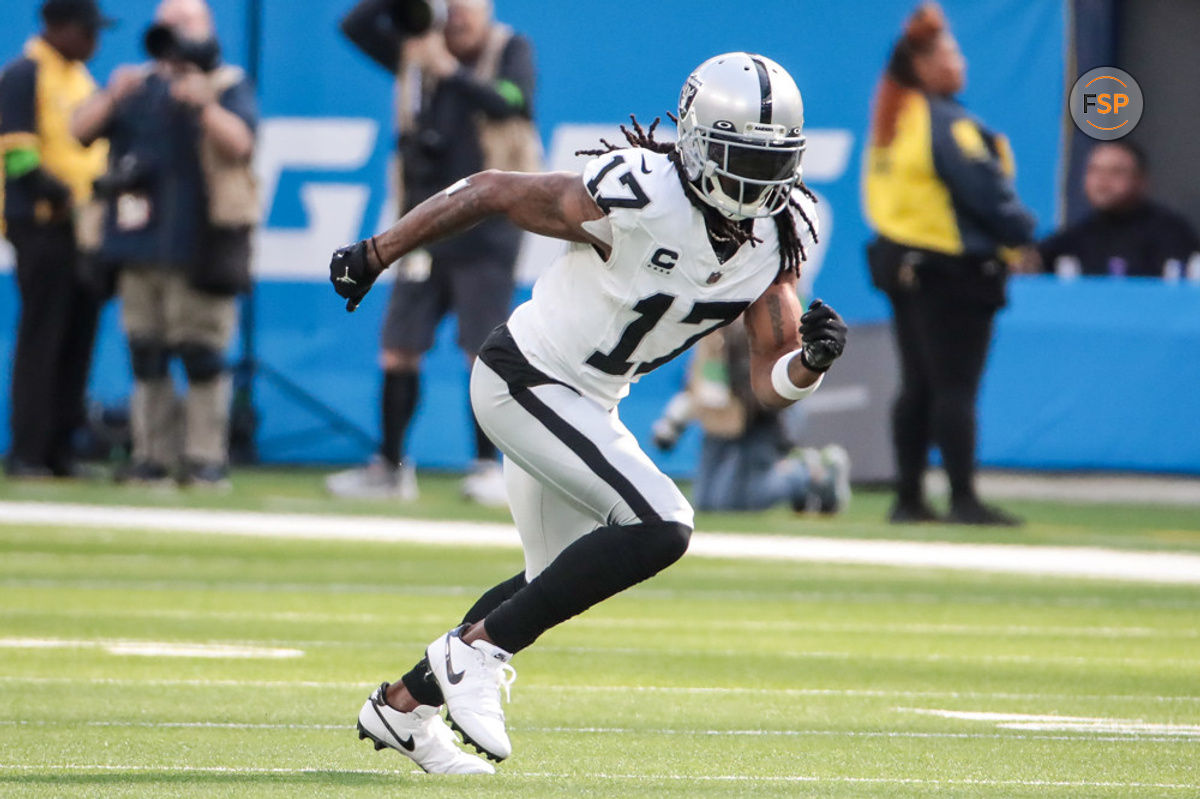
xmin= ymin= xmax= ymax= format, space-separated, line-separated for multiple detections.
xmin=6 ymin=221 xmax=100 ymax=473
xmin=887 ymin=283 xmax=996 ymax=506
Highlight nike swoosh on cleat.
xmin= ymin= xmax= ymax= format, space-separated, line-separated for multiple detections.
xmin=371 ymin=699 xmax=416 ymax=751
xmin=445 ymin=632 xmax=466 ymax=685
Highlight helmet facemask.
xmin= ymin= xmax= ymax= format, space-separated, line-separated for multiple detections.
xmin=680 ymin=121 xmax=805 ymax=219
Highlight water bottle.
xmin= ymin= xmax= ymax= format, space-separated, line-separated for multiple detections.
xmin=1163 ymin=258 xmax=1182 ymax=282
xmin=1054 ymin=255 xmax=1081 ymax=281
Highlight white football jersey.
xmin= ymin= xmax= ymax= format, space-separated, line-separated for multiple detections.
xmin=506 ymin=147 xmax=818 ymax=409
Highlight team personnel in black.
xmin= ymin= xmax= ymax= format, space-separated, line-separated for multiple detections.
xmin=327 ymin=0 xmax=538 ymax=505
xmin=863 ymin=3 xmax=1035 ymax=526
xmin=1036 ymin=140 xmax=1199 ymax=279
xmin=1 ymin=0 xmax=111 ymax=478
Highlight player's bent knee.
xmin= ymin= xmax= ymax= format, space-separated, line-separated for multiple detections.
xmin=178 ymin=342 xmax=225 ymax=383
xmin=129 ymin=338 xmax=170 ymax=381
xmin=634 ymin=519 xmax=692 ymax=576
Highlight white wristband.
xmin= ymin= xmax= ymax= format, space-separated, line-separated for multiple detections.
xmin=770 ymin=350 xmax=824 ymax=401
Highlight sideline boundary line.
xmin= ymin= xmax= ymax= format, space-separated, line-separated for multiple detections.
xmin=2 ymin=500 xmax=1199 ymax=584
xmin=0 ymin=763 xmax=1195 ymax=789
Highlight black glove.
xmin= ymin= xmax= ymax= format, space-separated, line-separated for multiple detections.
xmin=798 ymin=299 xmax=847 ymax=373
xmin=651 ymin=417 xmax=683 ymax=452
xmin=330 ymin=238 xmax=383 ymax=312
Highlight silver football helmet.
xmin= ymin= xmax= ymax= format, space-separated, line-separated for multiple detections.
xmin=676 ymin=52 xmax=806 ymax=219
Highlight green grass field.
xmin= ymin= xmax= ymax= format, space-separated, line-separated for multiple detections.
xmin=1 ymin=471 xmax=1198 ymax=797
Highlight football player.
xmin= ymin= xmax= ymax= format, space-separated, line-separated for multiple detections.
xmin=331 ymin=52 xmax=847 ymax=774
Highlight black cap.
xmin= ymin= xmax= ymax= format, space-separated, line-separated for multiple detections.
xmin=42 ymin=0 xmax=117 ymax=30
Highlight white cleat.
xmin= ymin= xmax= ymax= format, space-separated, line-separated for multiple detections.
xmin=425 ymin=627 xmax=516 ymax=762
xmin=356 ymin=683 xmax=495 ymax=774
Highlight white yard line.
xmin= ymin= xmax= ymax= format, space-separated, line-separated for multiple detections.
xmin=0 ymin=637 xmax=301 ymax=659
xmin=0 ymin=763 xmax=1193 ymax=789
xmin=2 ymin=500 xmax=1199 ymax=584
xmin=10 ymin=633 xmax=1196 ymax=668
xmin=4 ymin=606 xmax=1189 ymax=639
xmin=3 ymin=674 xmax=1199 ymax=703
xmin=900 ymin=708 xmax=1200 ymax=737
xmin=0 ymin=719 xmax=1194 ymax=743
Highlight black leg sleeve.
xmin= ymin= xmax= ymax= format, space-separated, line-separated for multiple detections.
xmin=399 ymin=571 xmax=528 ymax=707
xmin=484 ymin=520 xmax=691 ymax=654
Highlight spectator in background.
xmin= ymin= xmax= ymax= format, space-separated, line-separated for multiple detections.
xmin=327 ymin=0 xmax=538 ymax=505
xmin=863 ymin=3 xmax=1035 ymax=526
xmin=1035 ymin=141 xmax=1200 ymax=279
xmin=652 ymin=320 xmax=851 ymax=515
xmin=72 ymin=0 xmax=258 ymax=487
xmin=1 ymin=0 xmax=111 ymax=478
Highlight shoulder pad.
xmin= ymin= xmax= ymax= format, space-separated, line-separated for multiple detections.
xmin=581 ymin=147 xmax=677 ymax=218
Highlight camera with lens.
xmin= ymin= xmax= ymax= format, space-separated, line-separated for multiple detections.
xmin=93 ymin=154 xmax=152 ymax=200
xmin=389 ymin=0 xmax=446 ymax=35
xmin=144 ymin=23 xmax=221 ymax=72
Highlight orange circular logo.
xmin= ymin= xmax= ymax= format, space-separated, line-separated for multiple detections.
xmin=1069 ymin=67 xmax=1143 ymax=140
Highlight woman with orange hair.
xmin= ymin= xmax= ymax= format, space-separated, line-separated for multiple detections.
xmin=863 ymin=3 xmax=1035 ymax=526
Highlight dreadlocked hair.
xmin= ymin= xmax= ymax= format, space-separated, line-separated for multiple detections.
xmin=575 ymin=115 xmax=819 ymax=279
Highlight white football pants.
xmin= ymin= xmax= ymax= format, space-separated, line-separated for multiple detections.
xmin=470 ymin=359 xmax=693 ymax=580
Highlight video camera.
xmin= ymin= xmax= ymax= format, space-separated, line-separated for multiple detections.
xmin=93 ymin=153 xmax=151 ymax=200
xmin=144 ymin=23 xmax=221 ymax=72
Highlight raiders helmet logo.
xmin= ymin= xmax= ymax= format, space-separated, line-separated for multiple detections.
xmin=679 ymin=77 xmax=701 ymax=116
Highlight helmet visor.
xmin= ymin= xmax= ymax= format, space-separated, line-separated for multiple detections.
xmin=706 ymin=133 xmax=804 ymax=208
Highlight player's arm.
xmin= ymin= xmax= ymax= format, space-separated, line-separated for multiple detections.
xmin=329 ymin=169 xmax=606 ymax=310
xmin=743 ymin=273 xmax=847 ymax=409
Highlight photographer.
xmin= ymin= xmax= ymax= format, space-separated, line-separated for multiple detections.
xmin=1 ymin=0 xmax=112 ymax=478
xmin=327 ymin=0 xmax=537 ymax=504
xmin=72 ymin=0 xmax=258 ymax=487
xmin=652 ymin=321 xmax=851 ymax=515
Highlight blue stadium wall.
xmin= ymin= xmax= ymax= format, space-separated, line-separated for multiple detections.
xmin=3 ymin=0 xmax=1197 ymax=474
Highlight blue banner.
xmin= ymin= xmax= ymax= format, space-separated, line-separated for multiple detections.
xmin=11 ymin=0 xmax=1147 ymax=475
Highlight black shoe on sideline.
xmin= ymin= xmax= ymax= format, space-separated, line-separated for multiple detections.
xmin=947 ymin=499 xmax=1023 ymax=527
xmin=888 ymin=500 xmax=943 ymax=524
xmin=116 ymin=461 xmax=173 ymax=486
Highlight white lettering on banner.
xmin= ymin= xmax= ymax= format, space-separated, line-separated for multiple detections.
xmin=251 ymin=119 xmax=852 ymax=283
xmin=253 ymin=117 xmax=379 ymax=279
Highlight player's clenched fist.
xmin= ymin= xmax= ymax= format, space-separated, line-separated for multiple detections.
xmin=329 ymin=238 xmax=385 ymax=312
xmin=798 ymin=299 xmax=847 ymax=373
